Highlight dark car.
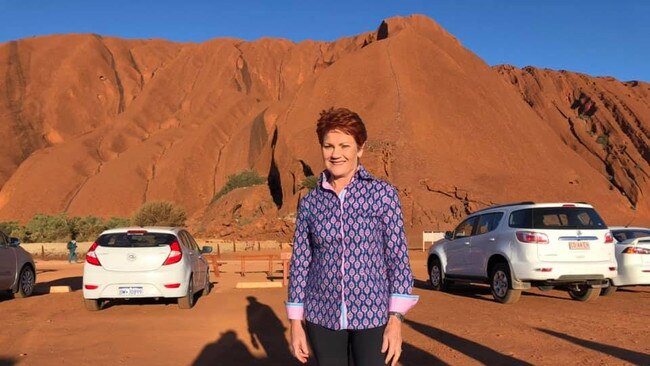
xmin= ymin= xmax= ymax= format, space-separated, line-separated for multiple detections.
xmin=0 ymin=231 xmax=36 ymax=298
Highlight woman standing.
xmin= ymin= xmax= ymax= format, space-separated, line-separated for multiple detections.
xmin=287 ymin=107 xmax=418 ymax=366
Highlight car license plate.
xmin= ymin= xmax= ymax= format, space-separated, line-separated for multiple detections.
xmin=118 ymin=286 xmax=144 ymax=296
xmin=569 ymin=241 xmax=590 ymax=250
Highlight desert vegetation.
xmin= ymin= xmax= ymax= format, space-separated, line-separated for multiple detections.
xmin=0 ymin=201 xmax=186 ymax=242
xmin=212 ymin=170 xmax=267 ymax=202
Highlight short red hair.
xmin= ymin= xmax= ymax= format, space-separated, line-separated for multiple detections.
xmin=316 ymin=107 xmax=368 ymax=147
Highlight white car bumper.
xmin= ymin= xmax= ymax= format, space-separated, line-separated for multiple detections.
xmin=512 ymin=260 xmax=617 ymax=282
xmin=611 ymin=255 xmax=650 ymax=286
xmin=83 ymin=264 xmax=190 ymax=299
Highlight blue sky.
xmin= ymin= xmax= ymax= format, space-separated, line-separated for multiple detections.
xmin=1 ymin=1 xmax=648 ymax=81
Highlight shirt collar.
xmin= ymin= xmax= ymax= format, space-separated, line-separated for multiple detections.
xmin=319 ymin=165 xmax=374 ymax=191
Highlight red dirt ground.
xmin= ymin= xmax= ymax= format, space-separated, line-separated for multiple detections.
xmin=1 ymin=252 xmax=648 ymax=365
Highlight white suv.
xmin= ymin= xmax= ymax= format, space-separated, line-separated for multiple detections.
xmin=427 ymin=202 xmax=617 ymax=303
xmin=83 ymin=227 xmax=212 ymax=310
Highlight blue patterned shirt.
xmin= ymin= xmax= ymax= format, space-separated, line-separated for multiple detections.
xmin=286 ymin=165 xmax=418 ymax=330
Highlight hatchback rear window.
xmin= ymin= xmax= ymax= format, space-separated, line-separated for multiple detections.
xmin=97 ymin=233 xmax=177 ymax=247
xmin=508 ymin=207 xmax=607 ymax=229
xmin=611 ymin=230 xmax=650 ymax=242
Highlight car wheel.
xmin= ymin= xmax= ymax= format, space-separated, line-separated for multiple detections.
xmin=490 ymin=263 xmax=521 ymax=304
xmin=202 ymin=270 xmax=211 ymax=296
xmin=428 ymin=257 xmax=446 ymax=291
xmin=600 ymin=281 xmax=617 ymax=296
xmin=178 ymin=275 xmax=195 ymax=309
xmin=84 ymin=299 xmax=102 ymax=311
xmin=15 ymin=265 xmax=35 ymax=298
xmin=568 ymin=284 xmax=601 ymax=301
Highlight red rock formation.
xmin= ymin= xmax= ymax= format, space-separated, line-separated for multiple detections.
xmin=0 ymin=15 xmax=648 ymax=246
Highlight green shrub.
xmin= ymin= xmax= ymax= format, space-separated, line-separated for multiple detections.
xmin=68 ymin=216 xmax=107 ymax=241
xmin=132 ymin=201 xmax=187 ymax=227
xmin=596 ymin=134 xmax=610 ymax=147
xmin=212 ymin=170 xmax=266 ymax=202
xmin=105 ymin=217 xmax=131 ymax=229
xmin=1 ymin=215 xmax=132 ymax=243
xmin=25 ymin=214 xmax=70 ymax=242
xmin=300 ymin=175 xmax=319 ymax=191
xmin=0 ymin=221 xmax=20 ymax=236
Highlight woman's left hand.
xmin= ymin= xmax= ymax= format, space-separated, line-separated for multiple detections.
xmin=381 ymin=315 xmax=403 ymax=366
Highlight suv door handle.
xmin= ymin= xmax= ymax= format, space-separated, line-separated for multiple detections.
xmin=489 ymin=238 xmax=496 ymax=242
xmin=464 ymin=241 xmax=470 ymax=245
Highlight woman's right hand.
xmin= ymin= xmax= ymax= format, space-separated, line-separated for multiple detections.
xmin=290 ymin=319 xmax=310 ymax=363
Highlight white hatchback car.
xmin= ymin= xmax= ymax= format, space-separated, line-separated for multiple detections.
xmin=83 ymin=227 xmax=212 ymax=311
xmin=601 ymin=226 xmax=650 ymax=295
xmin=428 ymin=202 xmax=617 ymax=303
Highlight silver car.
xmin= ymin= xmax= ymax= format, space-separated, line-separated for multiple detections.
xmin=0 ymin=231 xmax=36 ymax=298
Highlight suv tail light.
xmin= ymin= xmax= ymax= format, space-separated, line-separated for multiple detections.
xmin=622 ymin=247 xmax=650 ymax=254
xmin=163 ymin=241 xmax=182 ymax=265
xmin=516 ymin=231 xmax=549 ymax=244
xmin=604 ymin=232 xmax=614 ymax=244
xmin=85 ymin=242 xmax=102 ymax=266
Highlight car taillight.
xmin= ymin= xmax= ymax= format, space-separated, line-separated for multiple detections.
xmin=604 ymin=232 xmax=614 ymax=244
xmin=516 ymin=231 xmax=549 ymax=244
xmin=163 ymin=241 xmax=182 ymax=265
xmin=622 ymin=247 xmax=650 ymax=254
xmin=85 ymin=242 xmax=102 ymax=266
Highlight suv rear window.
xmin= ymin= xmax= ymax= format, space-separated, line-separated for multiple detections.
xmin=508 ymin=207 xmax=607 ymax=229
xmin=97 ymin=233 xmax=177 ymax=247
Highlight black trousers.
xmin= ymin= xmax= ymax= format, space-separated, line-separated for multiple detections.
xmin=305 ymin=321 xmax=386 ymax=366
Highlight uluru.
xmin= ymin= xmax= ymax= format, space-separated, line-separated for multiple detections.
xmin=1 ymin=14 xmax=649 ymax=245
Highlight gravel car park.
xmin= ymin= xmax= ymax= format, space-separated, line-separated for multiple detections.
xmin=428 ymin=202 xmax=617 ymax=303
xmin=83 ymin=227 xmax=213 ymax=310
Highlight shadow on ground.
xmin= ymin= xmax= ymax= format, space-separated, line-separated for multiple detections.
xmin=406 ymin=319 xmax=533 ymax=366
xmin=192 ymin=296 xmax=300 ymax=366
xmin=33 ymin=276 xmax=83 ymax=295
xmin=0 ymin=357 xmax=16 ymax=366
xmin=400 ymin=342 xmax=448 ymax=365
xmin=536 ymin=328 xmax=650 ymax=364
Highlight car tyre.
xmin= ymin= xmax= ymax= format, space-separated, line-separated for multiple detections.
xmin=490 ymin=263 xmax=521 ymax=304
xmin=15 ymin=265 xmax=35 ymax=298
xmin=178 ymin=275 xmax=195 ymax=309
xmin=600 ymin=281 xmax=617 ymax=296
xmin=568 ymin=284 xmax=600 ymax=301
xmin=202 ymin=270 xmax=211 ymax=296
xmin=84 ymin=299 xmax=102 ymax=311
xmin=428 ymin=257 xmax=447 ymax=291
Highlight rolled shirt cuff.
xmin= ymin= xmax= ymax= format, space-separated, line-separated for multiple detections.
xmin=388 ymin=293 xmax=419 ymax=314
xmin=286 ymin=302 xmax=304 ymax=320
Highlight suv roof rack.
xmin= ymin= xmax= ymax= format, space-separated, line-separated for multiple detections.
xmin=471 ymin=201 xmax=536 ymax=215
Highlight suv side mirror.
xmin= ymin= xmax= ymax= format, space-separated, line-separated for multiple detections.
xmin=201 ymin=246 xmax=213 ymax=254
xmin=9 ymin=237 xmax=21 ymax=247
xmin=444 ymin=231 xmax=453 ymax=240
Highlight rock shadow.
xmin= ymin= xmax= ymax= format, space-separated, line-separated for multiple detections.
xmin=536 ymin=327 xmax=650 ymax=364
xmin=406 ymin=319 xmax=533 ymax=365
